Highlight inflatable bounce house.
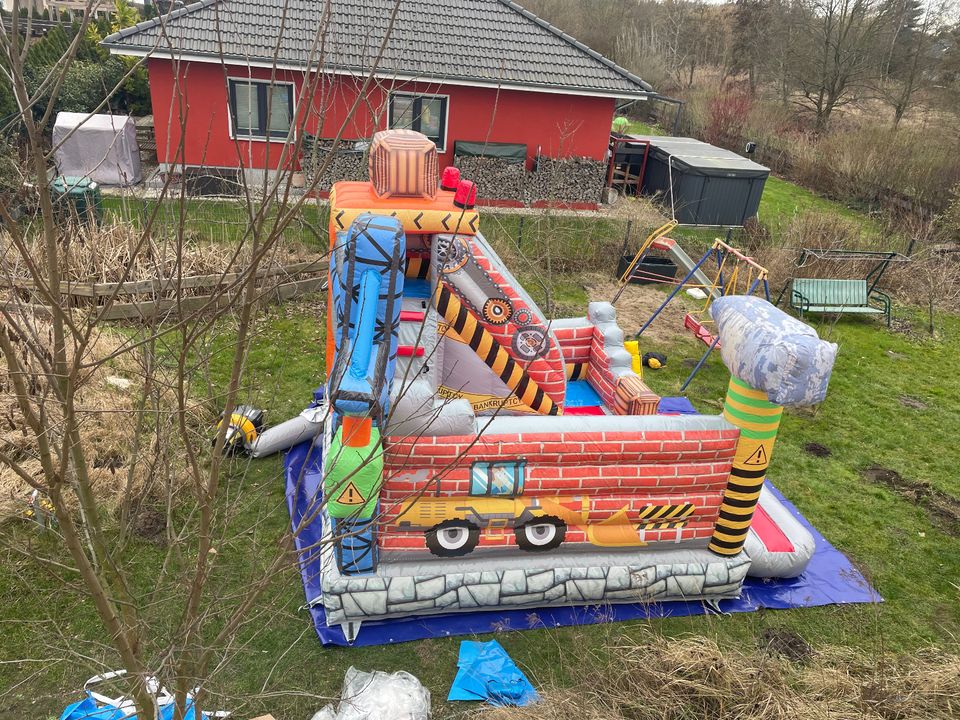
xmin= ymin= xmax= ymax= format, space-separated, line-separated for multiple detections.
xmin=233 ymin=130 xmax=843 ymax=644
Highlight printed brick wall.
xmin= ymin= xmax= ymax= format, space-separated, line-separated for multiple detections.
xmin=379 ymin=427 xmax=739 ymax=551
xmin=587 ymin=327 xmax=619 ymax=408
xmin=553 ymin=324 xmax=594 ymax=364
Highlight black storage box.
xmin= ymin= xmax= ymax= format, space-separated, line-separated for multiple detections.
xmin=632 ymin=135 xmax=769 ymax=226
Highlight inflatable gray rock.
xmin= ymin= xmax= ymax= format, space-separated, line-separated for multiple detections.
xmin=711 ymin=296 xmax=837 ymax=407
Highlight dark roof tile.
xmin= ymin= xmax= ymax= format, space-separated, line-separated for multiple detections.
xmin=102 ymin=0 xmax=652 ymax=97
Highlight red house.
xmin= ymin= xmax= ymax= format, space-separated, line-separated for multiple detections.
xmin=103 ymin=0 xmax=653 ymax=202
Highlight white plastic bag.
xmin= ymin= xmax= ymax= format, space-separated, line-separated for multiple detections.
xmin=310 ymin=667 xmax=430 ymax=720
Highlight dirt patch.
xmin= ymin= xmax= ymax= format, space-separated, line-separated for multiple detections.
xmin=584 ymin=273 xmax=696 ymax=345
xmin=804 ymin=442 xmax=832 ymax=458
xmin=759 ymin=628 xmax=813 ymax=662
xmin=898 ymin=395 xmax=928 ymax=410
xmin=863 ymin=465 xmax=960 ymax=535
xmin=131 ymin=507 xmax=167 ymax=545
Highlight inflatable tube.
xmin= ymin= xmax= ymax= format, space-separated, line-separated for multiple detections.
xmin=711 ymin=296 xmax=837 ymax=407
xmin=743 ymin=484 xmax=815 ymax=578
xmin=248 ymin=413 xmax=323 ymax=458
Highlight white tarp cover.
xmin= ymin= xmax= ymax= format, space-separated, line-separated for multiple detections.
xmin=53 ymin=112 xmax=142 ymax=186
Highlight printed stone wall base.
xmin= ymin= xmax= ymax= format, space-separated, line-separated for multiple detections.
xmin=321 ymin=550 xmax=752 ymax=625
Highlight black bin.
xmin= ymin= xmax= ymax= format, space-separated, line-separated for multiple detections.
xmin=617 ymin=255 xmax=678 ymax=285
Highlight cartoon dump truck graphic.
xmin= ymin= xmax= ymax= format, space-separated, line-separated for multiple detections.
xmin=398 ymin=494 xmax=583 ymax=556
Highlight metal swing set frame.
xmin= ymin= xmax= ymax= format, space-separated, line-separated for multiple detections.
xmin=625 ymin=235 xmax=770 ymax=390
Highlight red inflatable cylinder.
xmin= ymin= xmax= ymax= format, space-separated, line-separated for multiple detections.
xmin=441 ymin=166 xmax=461 ymax=192
xmin=453 ymin=179 xmax=477 ymax=209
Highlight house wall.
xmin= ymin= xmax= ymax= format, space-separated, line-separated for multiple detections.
xmin=378 ymin=427 xmax=739 ymax=551
xmin=146 ymin=58 xmax=616 ymax=173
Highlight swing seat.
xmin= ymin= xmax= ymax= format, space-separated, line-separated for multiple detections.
xmin=790 ymin=278 xmax=891 ymax=327
xmin=684 ymin=313 xmax=720 ymax=347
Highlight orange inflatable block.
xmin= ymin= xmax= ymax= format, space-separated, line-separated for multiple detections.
xmin=614 ymin=376 xmax=660 ymax=416
xmin=330 ymin=182 xmax=479 ymax=236
xmin=369 ymin=129 xmax=439 ymax=200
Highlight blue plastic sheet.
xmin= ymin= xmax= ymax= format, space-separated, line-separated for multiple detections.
xmin=657 ymin=396 xmax=697 ymax=414
xmin=61 ymin=698 xmax=124 ymax=720
xmin=285 ymin=440 xmax=880 ymax=648
xmin=448 ymin=640 xmax=540 ymax=706
xmin=60 ymin=696 xmax=207 ymax=720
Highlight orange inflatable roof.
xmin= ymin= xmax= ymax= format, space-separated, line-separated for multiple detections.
xmin=330 ymin=182 xmax=479 ymax=235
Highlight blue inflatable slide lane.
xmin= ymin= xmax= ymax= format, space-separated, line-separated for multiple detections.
xmin=330 ymin=213 xmax=406 ymax=420
xmin=323 ymin=214 xmax=406 ymax=578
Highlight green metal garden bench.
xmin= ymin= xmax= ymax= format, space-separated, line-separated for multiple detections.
xmin=790 ymin=278 xmax=891 ymax=326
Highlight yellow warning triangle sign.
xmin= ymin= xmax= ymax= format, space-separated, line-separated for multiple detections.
xmin=336 ymin=482 xmax=366 ymax=505
xmin=744 ymin=445 xmax=768 ymax=466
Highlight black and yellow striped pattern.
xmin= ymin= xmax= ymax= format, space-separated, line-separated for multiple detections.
xmin=642 ymin=519 xmax=689 ymax=530
xmin=405 ymin=255 xmax=430 ymax=279
xmin=709 ymin=376 xmax=783 ymax=556
xmin=565 ymin=362 xmax=590 ymax=380
xmin=637 ymin=502 xmax=695 ymax=522
xmin=434 ymin=284 xmax=560 ymax=416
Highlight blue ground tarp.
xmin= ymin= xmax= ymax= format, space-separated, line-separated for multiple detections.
xmin=448 ymin=640 xmax=540 ymax=706
xmin=285 ymin=440 xmax=880 ymax=647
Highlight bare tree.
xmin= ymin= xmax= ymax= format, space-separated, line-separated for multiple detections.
xmin=0 ymin=1 xmax=403 ymax=717
xmin=788 ymin=0 xmax=897 ymax=130
xmin=873 ymin=0 xmax=951 ymax=127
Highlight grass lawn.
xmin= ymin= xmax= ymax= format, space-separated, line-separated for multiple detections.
xmin=3 ymin=177 xmax=957 ymax=718
xmin=625 ymin=120 xmax=663 ymax=135
xmin=3 ymin=290 xmax=958 ymax=720
xmin=101 ymin=195 xmax=330 ymax=251
xmin=759 ymin=176 xmax=886 ymax=238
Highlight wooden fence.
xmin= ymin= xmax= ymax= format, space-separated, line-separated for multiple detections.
xmin=2 ymin=259 xmax=328 ymax=322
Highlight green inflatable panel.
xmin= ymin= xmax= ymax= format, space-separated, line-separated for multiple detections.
xmin=324 ymin=425 xmax=383 ymax=520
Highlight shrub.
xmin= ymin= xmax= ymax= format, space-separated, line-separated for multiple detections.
xmin=705 ymin=92 xmax=752 ymax=148
xmin=25 ymin=58 xmax=127 ymax=117
xmin=942 ymin=184 xmax=960 ymax=241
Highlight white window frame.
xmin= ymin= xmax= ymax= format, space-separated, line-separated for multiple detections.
xmin=227 ymin=77 xmax=296 ymax=142
xmin=387 ymin=92 xmax=449 ymax=152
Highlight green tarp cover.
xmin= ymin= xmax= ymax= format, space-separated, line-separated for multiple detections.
xmin=454 ymin=141 xmax=527 ymax=163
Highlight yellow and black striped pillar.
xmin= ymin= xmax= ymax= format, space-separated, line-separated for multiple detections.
xmin=709 ymin=376 xmax=784 ymax=556
xmin=434 ymin=284 xmax=559 ymax=416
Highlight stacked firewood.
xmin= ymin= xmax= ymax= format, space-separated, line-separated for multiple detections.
xmin=453 ymin=155 xmax=527 ymax=201
xmin=301 ymin=139 xmax=606 ymax=203
xmin=452 ymin=155 xmax=605 ymax=204
xmin=302 ymin=138 xmax=367 ymax=190
xmin=525 ymin=157 xmax=606 ymax=204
